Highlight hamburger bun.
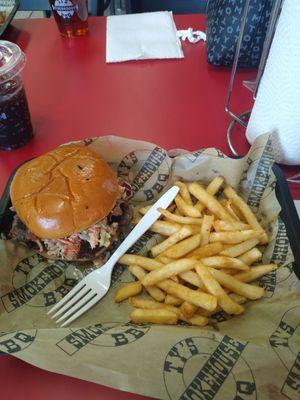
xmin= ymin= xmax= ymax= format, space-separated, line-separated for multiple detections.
xmin=10 ymin=144 xmax=119 ymax=239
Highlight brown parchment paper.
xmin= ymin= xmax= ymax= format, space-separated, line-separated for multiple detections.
xmin=0 ymin=134 xmax=299 ymax=400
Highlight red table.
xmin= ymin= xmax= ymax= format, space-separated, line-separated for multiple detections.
xmin=0 ymin=14 xmax=299 ymax=400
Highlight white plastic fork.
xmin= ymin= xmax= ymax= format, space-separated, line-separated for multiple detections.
xmin=48 ymin=185 xmax=179 ymax=327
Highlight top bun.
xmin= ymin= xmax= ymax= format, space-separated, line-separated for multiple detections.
xmin=10 ymin=144 xmax=119 ymax=239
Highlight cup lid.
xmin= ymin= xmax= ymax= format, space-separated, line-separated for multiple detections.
xmin=0 ymin=40 xmax=26 ymax=83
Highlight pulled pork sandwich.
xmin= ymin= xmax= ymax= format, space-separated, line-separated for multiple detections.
xmin=9 ymin=144 xmax=132 ymax=262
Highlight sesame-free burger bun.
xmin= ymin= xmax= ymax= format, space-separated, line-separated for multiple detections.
xmin=10 ymin=144 xmax=119 ymax=239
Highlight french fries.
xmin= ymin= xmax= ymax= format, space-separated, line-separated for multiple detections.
xmin=165 ymin=294 xmax=183 ymax=306
xmin=195 ymin=265 xmax=244 ymax=315
xmin=158 ymin=208 xmax=203 ymax=225
xmin=149 ymin=220 xmax=181 ymax=236
xmin=200 ymin=256 xmax=250 ymax=271
xmin=114 ymin=282 xmax=142 ymax=303
xmin=188 ymin=183 xmax=235 ymax=222
xmin=130 ymin=309 xmax=178 ymax=325
xmin=175 ymin=195 xmax=202 ymax=217
xmin=128 ymin=265 xmax=165 ymax=302
xmin=224 ymin=186 xmax=268 ymax=244
xmin=188 ymin=242 xmax=224 ymax=258
xmin=157 ymin=279 xmax=217 ymax=311
xmin=164 ymin=234 xmax=201 ymax=258
xmin=208 ymin=268 xmax=265 ymax=300
xmin=235 ymin=264 xmax=277 ymax=282
xmin=213 ymin=220 xmax=251 ymax=232
xmin=209 ymin=230 xmax=262 ymax=244
xmin=238 ymin=247 xmax=262 ymax=265
xmin=220 ymin=238 xmax=259 ymax=258
xmin=142 ymin=259 xmax=198 ymax=287
xmin=119 ymin=255 xmax=162 ymax=271
xmin=150 ymin=225 xmax=192 ymax=257
xmin=175 ymin=181 xmax=193 ymax=205
xmin=115 ymin=176 xmax=276 ymax=328
xmin=195 ymin=177 xmax=224 ymax=212
xmin=200 ymin=215 xmax=214 ymax=245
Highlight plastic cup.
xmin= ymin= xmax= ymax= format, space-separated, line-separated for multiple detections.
xmin=0 ymin=40 xmax=33 ymax=151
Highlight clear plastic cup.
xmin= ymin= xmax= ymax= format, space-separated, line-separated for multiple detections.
xmin=0 ymin=40 xmax=33 ymax=151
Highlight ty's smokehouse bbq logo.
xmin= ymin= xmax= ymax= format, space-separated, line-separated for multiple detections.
xmin=260 ymin=218 xmax=290 ymax=298
xmin=164 ymin=335 xmax=256 ymax=400
xmin=56 ymin=322 xmax=150 ymax=356
xmin=1 ymin=254 xmax=76 ymax=312
xmin=246 ymin=136 xmax=274 ymax=212
xmin=0 ymin=330 xmax=37 ymax=354
xmin=270 ymin=306 xmax=300 ymax=400
xmin=117 ymin=147 xmax=170 ymax=202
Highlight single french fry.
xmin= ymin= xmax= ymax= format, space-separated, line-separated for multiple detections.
xmin=165 ymin=294 xmax=183 ymax=306
xmin=220 ymin=238 xmax=259 ymax=258
xmin=142 ymin=259 xmax=198 ymax=287
xmin=220 ymin=268 xmax=238 ymax=275
xmin=224 ymin=186 xmax=268 ymax=244
xmin=174 ymin=208 xmax=183 ymax=216
xmin=208 ymin=267 xmax=265 ymax=300
xmin=188 ymin=183 xmax=235 ymax=222
xmin=155 ymin=255 xmax=174 ymax=264
xmin=138 ymin=205 xmax=152 ymax=215
xmin=238 ymin=247 xmax=263 ymax=265
xmin=150 ymin=225 xmax=193 ymax=257
xmin=175 ymin=182 xmax=193 ymax=205
xmin=130 ymin=308 xmax=178 ymax=325
xmin=200 ymin=215 xmax=214 ymax=246
xmin=114 ymin=281 xmax=142 ymax=303
xmin=209 ymin=230 xmax=262 ymax=244
xmin=223 ymin=200 xmax=241 ymax=221
xmin=189 ymin=225 xmax=203 ymax=234
xmin=149 ymin=220 xmax=181 ymax=236
xmin=229 ymin=293 xmax=247 ymax=304
xmin=128 ymin=265 xmax=165 ymax=302
xmin=164 ymin=234 xmax=202 ymax=259
xmin=158 ymin=208 xmax=203 ymax=225
xmin=195 ymin=265 xmax=244 ymax=315
xmin=179 ymin=270 xmax=206 ymax=290
xmin=175 ymin=195 xmax=202 ymax=217
xmin=188 ymin=242 xmax=224 ymax=258
xmin=206 ymin=176 xmax=225 ymax=194
xmin=235 ymin=264 xmax=277 ymax=283
xmin=129 ymin=297 xmax=178 ymax=313
xmin=180 ymin=301 xmax=198 ymax=318
xmin=198 ymin=293 xmax=247 ymax=317
xmin=157 ymin=279 xmax=217 ymax=311
xmin=213 ymin=220 xmax=251 ymax=232
xmin=201 ymin=256 xmax=250 ymax=271
xmin=195 ymin=177 xmax=225 ymax=212
xmin=119 ymin=254 xmax=162 ymax=271
xmin=179 ymin=313 xmax=209 ymax=327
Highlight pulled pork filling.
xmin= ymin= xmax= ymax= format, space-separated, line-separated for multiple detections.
xmin=9 ymin=183 xmax=132 ymax=261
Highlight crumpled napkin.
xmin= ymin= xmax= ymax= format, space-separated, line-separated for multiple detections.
xmin=106 ymin=11 xmax=184 ymax=63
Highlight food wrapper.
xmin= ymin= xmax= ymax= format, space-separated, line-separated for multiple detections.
xmin=0 ymin=134 xmax=299 ymax=399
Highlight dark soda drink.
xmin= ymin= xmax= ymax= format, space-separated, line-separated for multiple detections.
xmin=49 ymin=0 xmax=88 ymax=38
xmin=0 ymin=41 xmax=33 ymax=151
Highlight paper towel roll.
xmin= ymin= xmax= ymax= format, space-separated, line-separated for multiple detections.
xmin=246 ymin=0 xmax=300 ymax=165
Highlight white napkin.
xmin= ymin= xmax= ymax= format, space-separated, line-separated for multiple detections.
xmin=106 ymin=11 xmax=184 ymax=63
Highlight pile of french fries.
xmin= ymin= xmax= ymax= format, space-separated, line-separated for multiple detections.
xmin=115 ymin=177 xmax=277 ymax=327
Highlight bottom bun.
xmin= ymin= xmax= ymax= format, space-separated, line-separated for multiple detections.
xmin=36 ymin=249 xmax=105 ymax=264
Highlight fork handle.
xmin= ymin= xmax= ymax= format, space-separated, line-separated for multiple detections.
xmin=106 ymin=186 xmax=179 ymax=268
